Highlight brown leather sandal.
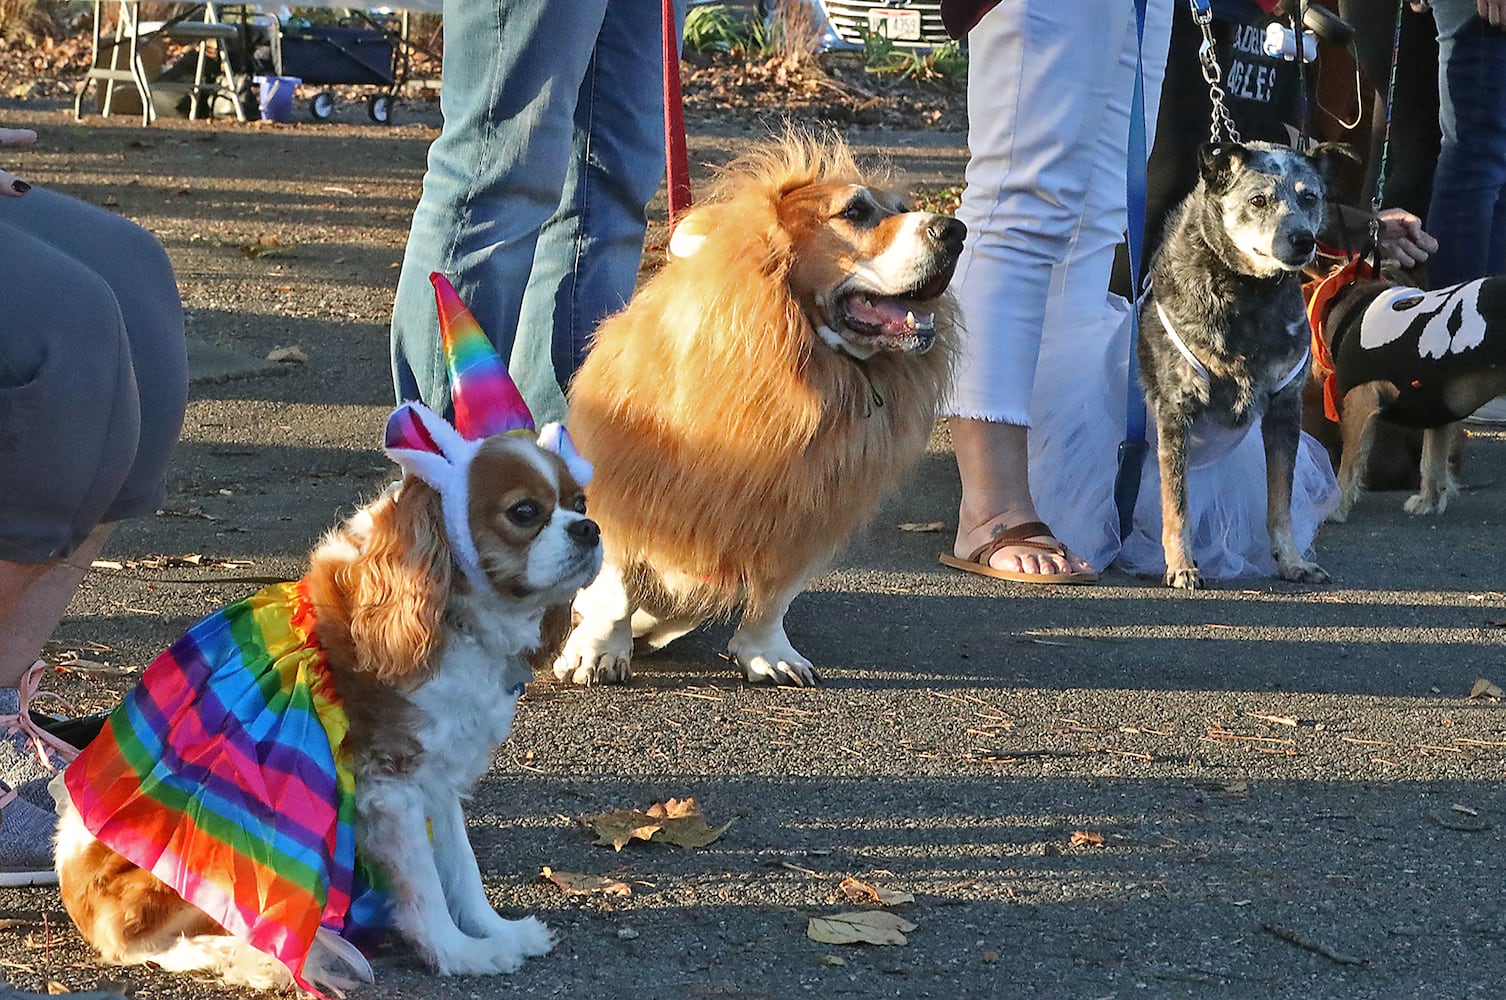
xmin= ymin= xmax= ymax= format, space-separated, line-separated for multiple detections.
xmin=938 ymin=520 xmax=1099 ymax=585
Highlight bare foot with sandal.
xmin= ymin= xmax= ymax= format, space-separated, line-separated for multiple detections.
xmin=940 ymin=420 xmax=1098 ymax=586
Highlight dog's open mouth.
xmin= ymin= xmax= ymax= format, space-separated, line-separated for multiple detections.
xmin=835 ymin=274 xmax=949 ymax=352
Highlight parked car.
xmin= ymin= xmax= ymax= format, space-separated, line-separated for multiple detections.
xmin=685 ymin=0 xmax=954 ymax=55
xmin=801 ymin=0 xmax=950 ymax=52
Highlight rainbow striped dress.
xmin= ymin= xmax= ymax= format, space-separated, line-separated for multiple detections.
xmin=63 ymin=580 xmax=389 ymax=993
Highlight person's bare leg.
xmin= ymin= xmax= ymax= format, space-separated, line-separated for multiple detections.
xmin=950 ymin=419 xmax=1092 ymax=577
xmin=0 ymin=524 xmax=115 ymax=686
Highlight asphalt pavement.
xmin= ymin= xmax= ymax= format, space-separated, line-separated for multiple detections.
xmin=2 ymin=112 xmax=1505 ymax=1000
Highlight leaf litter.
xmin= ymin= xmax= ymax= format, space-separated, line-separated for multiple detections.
xmin=807 ymin=911 xmax=917 ymax=946
xmin=539 ymin=867 xmax=632 ymax=898
xmin=580 ymin=797 xmax=731 ymax=852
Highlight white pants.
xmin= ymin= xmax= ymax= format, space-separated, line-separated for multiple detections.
xmin=945 ymin=0 xmax=1172 ymax=425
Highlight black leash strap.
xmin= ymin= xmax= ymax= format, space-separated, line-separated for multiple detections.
xmin=1295 ymin=0 xmax=1311 ymax=151
xmin=1368 ymin=0 xmax=1407 ymax=266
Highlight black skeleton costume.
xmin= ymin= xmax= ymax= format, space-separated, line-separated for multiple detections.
xmin=1327 ymin=277 xmax=1506 ymax=427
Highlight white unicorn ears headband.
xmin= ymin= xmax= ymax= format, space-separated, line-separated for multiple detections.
xmin=382 ymin=274 xmax=593 ymax=589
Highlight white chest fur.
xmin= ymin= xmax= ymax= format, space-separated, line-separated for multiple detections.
xmin=407 ymin=591 xmax=541 ymax=794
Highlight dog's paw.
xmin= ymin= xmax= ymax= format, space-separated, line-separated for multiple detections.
xmin=499 ymin=916 xmax=555 ymax=958
xmin=429 ymin=931 xmax=543 ymax=977
xmin=1164 ymin=567 xmax=1203 ymax=590
xmin=1327 ymin=495 xmax=1356 ymax=523
xmin=1402 ymin=488 xmax=1454 ymax=516
xmin=553 ymin=630 xmax=633 ymax=686
xmin=729 ymin=639 xmax=819 ymax=687
xmin=1278 ymin=559 xmax=1330 ymax=584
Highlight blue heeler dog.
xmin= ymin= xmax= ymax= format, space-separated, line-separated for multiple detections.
xmin=1138 ymin=140 xmax=1350 ymax=590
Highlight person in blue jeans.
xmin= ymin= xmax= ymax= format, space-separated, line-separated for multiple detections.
xmin=1421 ymin=0 xmax=1506 ymax=420
xmin=391 ymin=0 xmax=687 ymax=424
xmin=1425 ymin=0 xmax=1506 ymax=284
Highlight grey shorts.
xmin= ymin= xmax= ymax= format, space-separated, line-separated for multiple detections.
xmin=0 ymin=188 xmax=187 ymax=563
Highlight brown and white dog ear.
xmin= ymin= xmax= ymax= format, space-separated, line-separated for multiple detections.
xmin=350 ymin=483 xmax=451 ymax=683
xmin=667 ymin=206 xmax=719 ymax=260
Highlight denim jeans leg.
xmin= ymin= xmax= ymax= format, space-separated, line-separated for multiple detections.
xmin=508 ymin=0 xmax=686 ymax=423
xmin=390 ymin=0 xmax=609 ymax=418
xmin=1425 ymin=7 xmax=1506 ymax=286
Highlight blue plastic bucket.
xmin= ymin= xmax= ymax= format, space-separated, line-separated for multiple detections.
xmin=254 ymin=75 xmax=301 ymax=123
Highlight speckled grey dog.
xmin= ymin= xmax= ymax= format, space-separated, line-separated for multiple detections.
xmin=1138 ymin=140 xmax=1348 ymax=590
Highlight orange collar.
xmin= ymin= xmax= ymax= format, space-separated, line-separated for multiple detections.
xmin=1303 ymin=258 xmax=1375 ymax=422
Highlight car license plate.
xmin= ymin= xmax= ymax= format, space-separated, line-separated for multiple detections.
xmin=867 ymin=8 xmax=921 ymax=41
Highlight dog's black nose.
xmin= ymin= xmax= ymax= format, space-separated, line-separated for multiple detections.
xmin=568 ymin=517 xmax=601 ymax=547
xmin=929 ymin=216 xmax=967 ymax=258
xmin=1289 ymin=232 xmax=1316 ymax=256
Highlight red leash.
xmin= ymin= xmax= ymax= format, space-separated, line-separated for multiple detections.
xmin=662 ymin=0 xmax=691 ymax=225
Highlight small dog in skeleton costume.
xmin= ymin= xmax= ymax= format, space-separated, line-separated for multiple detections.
xmin=1311 ymin=269 xmax=1506 ymax=520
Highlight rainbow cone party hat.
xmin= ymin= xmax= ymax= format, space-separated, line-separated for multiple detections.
xmin=431 ymin=272 xmax=535 ymax=440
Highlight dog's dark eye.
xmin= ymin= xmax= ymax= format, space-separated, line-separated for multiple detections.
xmin=506 ymin=500 xmax=541 ymax=526
xmin=838 ymin=200 xmax=871 ymax=223
xmin=571 ymin=495 xmax=587 ymax=515
xmin=1249 ymin=194 xmax=1268 ymax=209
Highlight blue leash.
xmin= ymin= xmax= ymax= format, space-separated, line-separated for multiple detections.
xmin=1113 ymin=0 xmax=1152 ymax=542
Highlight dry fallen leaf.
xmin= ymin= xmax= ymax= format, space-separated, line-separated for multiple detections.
xmin=643 ymin=797 xmax=733 ymax=848
xmin=47 ymin=983 xmax=67 ymax=996
xmin=806 ymin=910 xmax=917 ymax=946
xmin=818 ymin=955 xmax=846 ymax=967
xmin=267 ymin=346 xmax=308 ymax=364
xmin=581 ymin=797 xmax=731 ymax=851
xmin=837 ymin=876 xmax=914 ymax=907
xmin=240 ymin=234 xmax=294 ymax=258
xmin=1469 ymin=678 xmax=1504 ymax=700
xmin=1070 ymin=830 xmax=1105 ymax=848
xmin=897 ymin=521 xmax=946 ymax=533
xmin=539 ymin=866 xmax=631 ymax=897
xmin=581 ymin=808 xmax=664 ymax=851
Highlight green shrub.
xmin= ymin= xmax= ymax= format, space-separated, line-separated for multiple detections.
xmin=856 ymin=28 xmax=966 ymax=87
xmin=683 ymin=3 xmax=769 ymax=58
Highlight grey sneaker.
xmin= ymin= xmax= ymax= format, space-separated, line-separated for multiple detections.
xmin=0 ymin=780 xmax=58 ymax=887
xmin=0 ymin=662 xmax=83 ymax=812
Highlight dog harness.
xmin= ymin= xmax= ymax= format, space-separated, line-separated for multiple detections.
xmin=62 ymin=580 xmax=389 ymax=996
xmin=1151 ymin=300 xmax=1311 ymax=466
xmin=1329 ymin=277 xmax=1506 ymax=427
xmin=1154 ymin=300 xmax=1310 ymax=394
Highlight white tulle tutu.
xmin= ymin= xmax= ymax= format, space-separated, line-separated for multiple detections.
xmin=1026 ymin=292 xmax=1340 ymax=580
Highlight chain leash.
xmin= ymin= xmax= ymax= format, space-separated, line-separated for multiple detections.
xmin=1189 ymin=0 xmax=1242 ymax=145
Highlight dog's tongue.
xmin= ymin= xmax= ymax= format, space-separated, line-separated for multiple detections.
xmin=848 ymin=295 xmax=935 ymax=337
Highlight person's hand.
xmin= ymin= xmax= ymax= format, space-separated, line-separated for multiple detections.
xmin=1 ymin=126 xmax=37 ymax=197
xmin=1481 ymin=0 xmax=1506 ymax=28
xmin=1377 ymin=207 xmax=1438 ymax=268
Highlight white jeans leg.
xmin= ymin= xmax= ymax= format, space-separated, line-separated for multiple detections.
xmin=946 ymin=0 xmax=1147 ymax=424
